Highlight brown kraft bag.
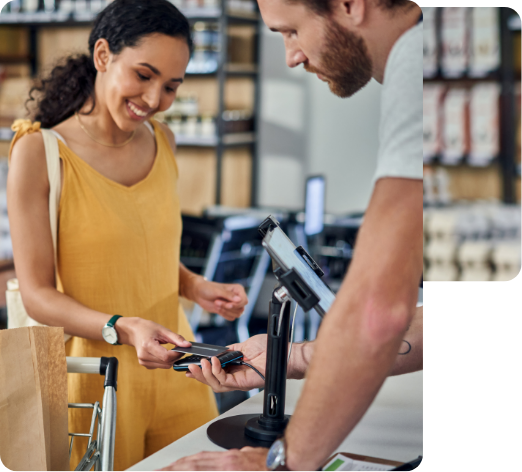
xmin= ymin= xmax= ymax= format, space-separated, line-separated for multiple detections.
xmin=0 ymin=326 xmax=69 ymax=471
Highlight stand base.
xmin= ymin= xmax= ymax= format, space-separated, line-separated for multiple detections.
xmin=207 ymin=414 xmax=291 ymax=450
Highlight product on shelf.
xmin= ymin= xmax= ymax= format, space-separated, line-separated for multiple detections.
xmin=422 ymin=7 xmax=438 ymax=78
xmin=187 ymin=22 xmax=220 ymax=74
xmin=469 ymin=7 xmax=501 ymax=77
xmin=441 ymin=88 xmax=469 ymax=165
xmin=491 ymin=242 xmax=521 ymax=281
xmin=423 ymin=203 xmax=521 ymax=281
xmin=468 ymin=83 xmax=500 ymax=166
xmin=441 ymin=7 xmax=470 ymax=78
xmin=423 ymin=84 xmax=444 ymax=163
xmin=458 ymin=240 xmax=492 ymax=281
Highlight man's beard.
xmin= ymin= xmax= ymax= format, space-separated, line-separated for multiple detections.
xmin=305 ymin=21 xmax=373 ymax=98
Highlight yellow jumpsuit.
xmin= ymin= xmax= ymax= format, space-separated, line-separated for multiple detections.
xmin=10 ymin=120 xmax=218 ymax=471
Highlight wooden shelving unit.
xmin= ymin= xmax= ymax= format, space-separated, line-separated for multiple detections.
xmin=423 ymin=7 xmax=521 ymax=204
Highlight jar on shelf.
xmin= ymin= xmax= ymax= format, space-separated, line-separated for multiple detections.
xmin=200 ymin=114 xmax=216 ymax=137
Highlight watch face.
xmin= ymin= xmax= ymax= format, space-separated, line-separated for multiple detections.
xmin=102 ymin=326 xmax=118 ymax=345
xmin=266 ymin=439 xmax=285 ymax=470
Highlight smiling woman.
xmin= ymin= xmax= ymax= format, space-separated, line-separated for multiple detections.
xmin=7 ymin=0 xmax=250 ymax=470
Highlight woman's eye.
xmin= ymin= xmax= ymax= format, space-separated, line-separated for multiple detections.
xmin=166 ymin=87 xmax=175 ymax=93
xmin=137 ymin=72 xmax=150 ymax=81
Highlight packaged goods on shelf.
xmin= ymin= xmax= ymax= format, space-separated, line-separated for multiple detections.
xmin=491 ymin=242 xmax=521 ymax=280
xmin=424 ymin=203 xmax=521 ymax=281
xmin=227 ymin=0 xmax=256 ymax=12
xmin=469 ymin=7 xmax=501 ymax=77
xmin=423 ymin=7 xmax=438 ymax=78
xmin=458 ymin=240 xmax=492 ymax=281
xmin=468 ymin=83 xmax=500 ymax=166
xmin=186 ymin=22 xmax=220 ymax=73
xmin=423 ymin=167 xmax=451 ymax=206
xmin=441 ymin=88 xmax=469 ymax=165
xmin=423 ymin=84 xmax=444 ymax=163
xmin=441 ymin=7 xmax=470 ymax=78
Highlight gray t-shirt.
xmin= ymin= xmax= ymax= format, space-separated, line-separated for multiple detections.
xmin=373 ymin=22 xmax=423 ymax=182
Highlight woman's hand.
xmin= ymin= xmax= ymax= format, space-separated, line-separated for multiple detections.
xmin=186 ymin=334 xmax=268 ymax=392
xmin=116 ymin=317 xmax=191 ymax=369
xmin=187 ymin=276 xmax=248 ymax=321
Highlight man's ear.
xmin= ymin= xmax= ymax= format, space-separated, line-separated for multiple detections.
xmin=336 ymin=0 xmax=366 ymax=27
xmin=93 ymin=38 xmax=111 ymax=73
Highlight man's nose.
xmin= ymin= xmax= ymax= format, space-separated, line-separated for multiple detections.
xmin=286 ymin=46 xmax=307 ymax=68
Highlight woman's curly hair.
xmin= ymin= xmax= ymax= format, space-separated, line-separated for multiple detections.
xmin=28 ymin=0 xmax=193 ymax=128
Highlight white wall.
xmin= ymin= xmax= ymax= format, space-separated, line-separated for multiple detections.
xmin=257 ymin=27 xmax=382 ymax=214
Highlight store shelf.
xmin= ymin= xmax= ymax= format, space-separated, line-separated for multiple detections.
xmin=186 ymin=65 xmax=258 ymax=78
xmin=176 ymin=135 xmax=218 ymax=147
xmin=222 ymin=132 xmax=256 ymax=146
xmin=176 ymin=132 xmax=255 ymax=147
xmin=0 ymin=54 xmax=33 ymax=64
xmin=0 ymin=7 xmax=259 ymax=26
xmin=423 ymin=73 xmax=500 ymax=83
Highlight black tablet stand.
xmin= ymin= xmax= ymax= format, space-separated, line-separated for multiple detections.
xmin=206 ymin=284 xmax=293 ymax=449
xmin=207 ymin=216 xmax=325 ymax=449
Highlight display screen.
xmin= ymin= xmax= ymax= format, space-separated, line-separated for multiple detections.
xmin=263 ymin=226 xmax=335 ymax=316
xmin=305 ymin=175 xmax=325 ymax=236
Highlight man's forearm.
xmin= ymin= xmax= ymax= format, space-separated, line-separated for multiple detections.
xmin=283 ymin=179 xmax=423 ymax=471
xmin=288 ymin=305 xmax=423 ymax=380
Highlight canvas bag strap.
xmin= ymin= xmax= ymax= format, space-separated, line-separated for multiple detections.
xmin=40 ymin=129 xmax=61 ymax=271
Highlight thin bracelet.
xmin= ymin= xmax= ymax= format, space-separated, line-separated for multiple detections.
xmin=398 ymin=340 xmax=411 ymax=355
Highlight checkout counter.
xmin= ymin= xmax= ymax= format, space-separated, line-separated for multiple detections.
xmin=127 ymin=372 xmax=423 ymax=471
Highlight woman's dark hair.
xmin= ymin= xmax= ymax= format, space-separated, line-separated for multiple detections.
xmin=28 ymin=0 xmax=193 ymax=128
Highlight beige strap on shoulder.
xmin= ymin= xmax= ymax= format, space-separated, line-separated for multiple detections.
xmin=40 ymin=129 xmax=61 ymax=270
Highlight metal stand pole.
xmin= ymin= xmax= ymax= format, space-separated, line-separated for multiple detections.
xmin=206 ymin=285 xmax=292 ymax=449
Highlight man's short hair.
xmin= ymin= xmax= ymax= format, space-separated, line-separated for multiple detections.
xmin=287 ymin=0 xmax=411 ymax=15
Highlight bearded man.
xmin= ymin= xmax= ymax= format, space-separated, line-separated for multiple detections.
xmin=164 ymin=0 xmax=423 ymax=469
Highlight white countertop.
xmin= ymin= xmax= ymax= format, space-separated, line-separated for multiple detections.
xmin=128 ymin=371 xmax=422 ymax=470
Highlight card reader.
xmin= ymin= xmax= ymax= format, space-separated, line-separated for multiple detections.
xmin=173 ymin=350 xmax=244 ymax=372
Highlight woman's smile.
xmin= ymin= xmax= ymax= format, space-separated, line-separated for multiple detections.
xmin=126 ymin=100 xmax=151 ymax=120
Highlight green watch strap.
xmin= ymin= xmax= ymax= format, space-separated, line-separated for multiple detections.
xmin=106 ymin=314 xmax=122 ymax=328
xmin=106 ymin=315 xmax=122 ymax=345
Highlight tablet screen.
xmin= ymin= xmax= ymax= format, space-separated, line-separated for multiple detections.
xmin=262 ymin=226 xmax=335 ymax=316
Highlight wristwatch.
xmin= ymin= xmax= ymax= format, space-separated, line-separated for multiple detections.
xmin=266 ymin=437 xmax=290 ymax=471
xmin=102 ymin=315 xmax=122 ymax=345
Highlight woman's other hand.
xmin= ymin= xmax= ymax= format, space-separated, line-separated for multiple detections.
xmin=116 ymin=317 xmax=191 ymax=369
xmin=189 ymin=277 xmax=248 ymax=321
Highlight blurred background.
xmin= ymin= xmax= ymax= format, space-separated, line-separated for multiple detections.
xmin=423 ymin=7 xmax=522 ymax=281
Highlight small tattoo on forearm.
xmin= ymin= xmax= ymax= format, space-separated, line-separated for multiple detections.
xmin=398 ymin=340 xmax=411 ymax=355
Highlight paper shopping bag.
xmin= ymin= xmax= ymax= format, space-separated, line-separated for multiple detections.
xmin=0 ymin=326 xmax=69 ymax=471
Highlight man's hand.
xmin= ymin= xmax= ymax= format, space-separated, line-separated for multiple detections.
xmin=159 ymin=447 xmax=268 ymax=471
xmin=186 ymin=334 xmax=268 ymax=391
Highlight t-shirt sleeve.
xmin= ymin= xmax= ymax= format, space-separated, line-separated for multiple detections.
xmin=373 ymin=23 xmax=423 ymax=183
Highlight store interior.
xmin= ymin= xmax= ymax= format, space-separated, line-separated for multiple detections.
xmin=0 ymin=0 xmax=432 ymax=472
xmin=0 ymin=0 xmax=391 ymax=416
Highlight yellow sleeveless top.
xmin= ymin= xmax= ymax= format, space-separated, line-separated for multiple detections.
xmin=11 ymin=118 xmax=183 ymax=331
xmin=56 ymin=119 xmax=182 ymax=329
